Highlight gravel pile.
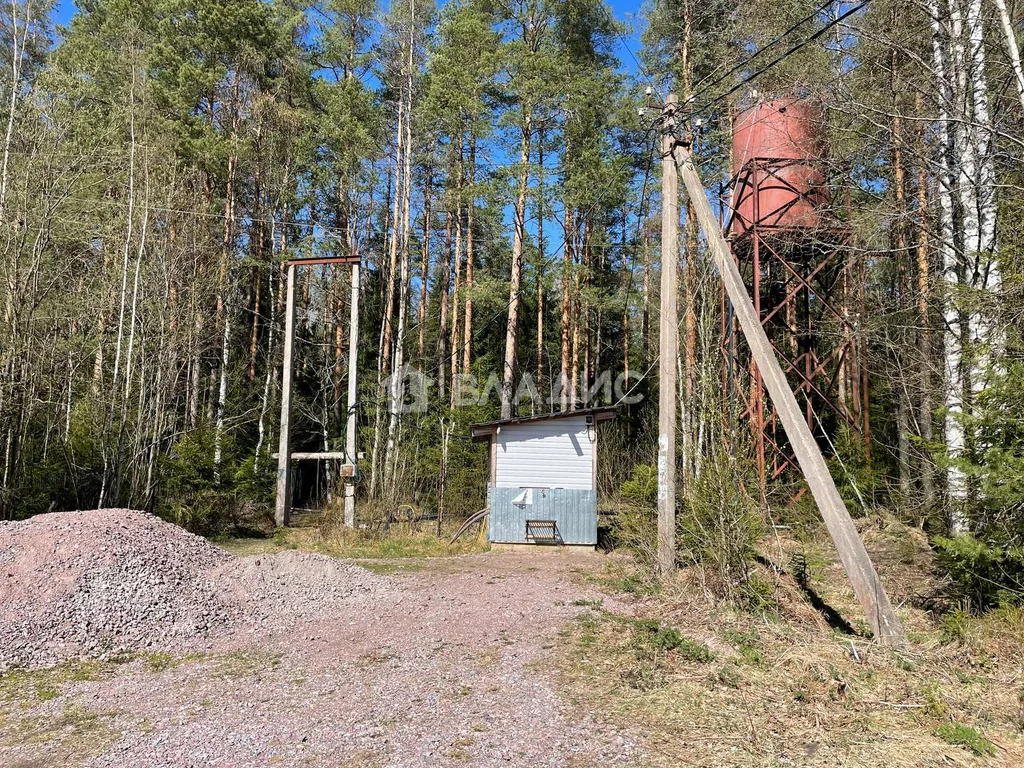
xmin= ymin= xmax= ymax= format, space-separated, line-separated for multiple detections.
xmin=0 ymin=509 xmax=384 ymax=669
xmin=220 ymin=549 xmax=385 ymax=622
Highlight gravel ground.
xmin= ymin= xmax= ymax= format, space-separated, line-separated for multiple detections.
xmin=0 ymin=510 xmax=640 ymax=767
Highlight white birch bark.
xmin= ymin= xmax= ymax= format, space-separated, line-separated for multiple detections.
xmin=0 ymin=0 xmax=29 ymax=226
xmin=993 ymin=0 xmax=1024 ymax=112
xmin=213 ymin=309 xmax=230 ymax=478
xmin=967 ymin=0 xmax=998 ymax=264
xmin=930 ymin=0 xmax=969 ymax=525
xmin=112 ymin=63 xmax=137 ymax=388
xmin=254 ymin=238 xmax=277 ymax=474
xmin=385 ymin=3 xmax=415 ymax=501
xmin=124 ymin=200 xmax=149 ymax=404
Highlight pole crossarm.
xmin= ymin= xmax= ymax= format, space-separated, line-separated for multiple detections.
xmin=273 ymin=451 xmax=348 ymax=460
xmin=284 ymin=256 xmax=362 ymax=267
xmin=673 ymin=143 xmax=908 ymax=649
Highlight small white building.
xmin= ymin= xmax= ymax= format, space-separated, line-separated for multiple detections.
xmin=470 ymin=408 xmax=616 ymax=547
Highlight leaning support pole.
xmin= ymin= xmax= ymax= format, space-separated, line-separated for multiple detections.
xmin=674 ymin=145 xmax=907 ymax=648
xmin=275 ymin=263 xmax=297 ymax=528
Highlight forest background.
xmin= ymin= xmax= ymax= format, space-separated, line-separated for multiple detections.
xmin=4 ymin=0 xmax=1024 ymax=609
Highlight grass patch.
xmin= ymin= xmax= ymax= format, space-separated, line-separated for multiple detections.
xmin=215 ymin=521 xmax=488 ymax=561
xmin=0 ymin=660 xmax=110 ymax=707
xmin=932 ymin=723 xmax=996 ymax=756
xmin=357 ymin=561 xmax=425 ymax=574
xmin=144 ymin=652 xmax=205 ymax=673
xmin=3 ymin=702 xmax=120 ymax=759
xmin=576 ymin=562 xmax=659 ymax=596
xmin=722 ymin=630 xmax=765 ymax=666
xmin=211 ymin=649 xmax=283 ymax=679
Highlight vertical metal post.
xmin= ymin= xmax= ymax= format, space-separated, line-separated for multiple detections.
xmin=751 ymin=164 xmax=766 ymax=502
xmin=344 ymin=262 xmax=360 ymax=528
xmin=275 ymin=263 xmax=297 ymax=527
xmin=657 ymin=95 xmax=679 ymax=579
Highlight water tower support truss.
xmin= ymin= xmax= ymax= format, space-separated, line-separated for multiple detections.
xmin=725 ymin=157 xmax=871 ymax=488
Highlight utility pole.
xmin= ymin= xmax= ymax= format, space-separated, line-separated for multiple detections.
xmin=344 ymin=262 xmax=360 ymax=528
xmin=274 ymin=263 xmax=297 ymax=528
xmin=274 ymin=256 xmax=360 ymax=529
xmin=657 ymin=94 xmax=679 ymax=580
xmin=673 ymin=144 xmax=907 ymax=648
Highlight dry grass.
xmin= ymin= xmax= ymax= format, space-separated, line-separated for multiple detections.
xmin=214 ymin=511 xmax=488 ymax=561
xmin=559 ymin=518 xmax=1024 ymax=767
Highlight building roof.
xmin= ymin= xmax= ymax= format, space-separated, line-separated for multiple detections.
xmin=470 ymin=407 xmax=617 ymax=442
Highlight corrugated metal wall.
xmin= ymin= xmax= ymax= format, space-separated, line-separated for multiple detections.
xmin=488 ymin=487 xmax=597 ymax=545
xmin=494 ymin=417 xmax=594 ymax=491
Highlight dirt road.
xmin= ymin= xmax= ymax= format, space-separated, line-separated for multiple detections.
xmin=1 ymin=552 xmax=640 ymax=768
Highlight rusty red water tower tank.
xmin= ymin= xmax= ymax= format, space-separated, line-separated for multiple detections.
xmin=731 ymin=98 xmax=830 ymax=236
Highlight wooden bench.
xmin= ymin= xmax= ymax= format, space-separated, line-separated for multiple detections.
xmin=525 ymin=519 xmax=561 ymax=544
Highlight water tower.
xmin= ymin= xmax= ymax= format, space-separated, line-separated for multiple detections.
xmin=726 ymin=98 xmax=869 ymax=488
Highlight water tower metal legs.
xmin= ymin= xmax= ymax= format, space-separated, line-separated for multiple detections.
xmin=730 ymin=159 xmax=870 ymax=494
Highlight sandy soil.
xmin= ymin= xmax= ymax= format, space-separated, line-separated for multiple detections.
xmin=0 ymin=551 xmax=641 ymax=768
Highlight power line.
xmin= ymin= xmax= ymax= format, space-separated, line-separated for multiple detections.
xmin=691 ymin=0 xmax=873 ymax=121
xmin=688 ymin=0 xmax=842 ymax=107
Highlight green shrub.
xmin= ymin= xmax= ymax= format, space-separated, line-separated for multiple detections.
xmin=933 ymin=534 xmax=1024 ymax=611
xmin=610 ymin=500 xmax=659 ymax=572
xmin=678 ymin=457 xmax=766 ymax=605
xmin=159 ymin=428 xmax=240 ymax=533
xmin=620 ymin=464 xmax=658 ymax=507
xmin=723 ymin=630 xmax=765 ymax=666
xmin=939 ymin=607 xmax=972 ymax=645
xmin=630 ymin=619 xmax=714 ymax=663
xmin=932 ymin=723 xmax=996 ymax=756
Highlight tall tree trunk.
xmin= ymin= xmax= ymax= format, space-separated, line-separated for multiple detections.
xmin=892 ymin=55 xmax=913 ymax=501
xmin=462 ymin=137 xmax=475 ymax=375
xmin=418 ymin=167 xmax=432 ymax=370
xmin=929 ymin=0 xmax=969 ymax=527
xmin=380 ymin=97 xmax=405 ymax=376
xmin=0 ymin=0 xmax=30 ymax=227
xmin=501 ymin=104 xmax=532 ymax=419
xmin=385 ymin=9 xmax=416 ymax=502
xmin=621 ymin=208 xmax=630 ymax=384
xmin=641 ymin=222 xmax=651 ymax=368
xmin=255 ymin=222 xmax=279 ymax=474
xmin=371 ymin=105 xmax=402 ymax=498
xmin=994 ymin=0 xmax=1024 ymax=112
xmin=449 ymin=142 xmax=464 ymax=407
xmin=437 ymin=211 xmax=452 ymax=402
xmin=915 ymin=96 xmax=936 ymax=513
xmin=386 ymin=144 xmax=413 ymax=497
xmin=560 ymin=204 xmax=573 ymax=410
xmin=213 ymin=151 xmax=237 ymax=477
xmin=247 ymin=161 xmax=264 ymax=383
xmin=536 ymin=137 xmax=545 ymax=398
xmin=966 ymin=0 xmax=1000 ymax=354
